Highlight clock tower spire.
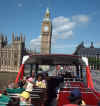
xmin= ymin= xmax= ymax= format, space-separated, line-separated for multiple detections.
xmin=41 ymin=8 xmax=52 ymax=54
xmin=44 ymin=8 xmax=50 ymax=20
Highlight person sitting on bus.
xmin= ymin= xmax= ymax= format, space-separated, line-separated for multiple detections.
xmin=20 ymin=91 xmax=31 ymax=106
xmin=36 ymin=74 xmax=46 ymax=88
xmin=7 ymin=80 xmax=15 ymax=89
xmin=25 ymin=77 xmax=34 ymax=92
xmin=7 ymin=97 xmax=20 ymax=106
xmin=98 ymin=101 xmax=100 ymax=106
xmin=18 ymin=77 xmax=26 ymax=89
xmin=0 ymin=92 xmax=11 ymax=106
xmin=6 ymin=79 xmax=25 ymax=94
xmin=31 ymin=71 xmax=36 ymax=83
xmin=64 ymin=88 xmax=86 ymax=106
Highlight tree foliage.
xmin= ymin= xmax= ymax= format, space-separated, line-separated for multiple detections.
xmin=88 ymin=57 xmax=100 ymax=69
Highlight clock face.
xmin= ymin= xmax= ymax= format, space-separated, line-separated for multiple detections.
xmin=44 ymin=25 xmax=49 ymax=32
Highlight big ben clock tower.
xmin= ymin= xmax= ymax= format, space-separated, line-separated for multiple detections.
xmin=41 ymin=8 xmax=52 ymax=54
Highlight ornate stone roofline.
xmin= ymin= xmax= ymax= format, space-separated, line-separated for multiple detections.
xmin=0 ymin=33 xmax=7 ymax=43
xmin=12 ymin=32 xmax=25 ymax=43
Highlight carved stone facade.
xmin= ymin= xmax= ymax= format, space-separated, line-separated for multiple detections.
xmin=41 ymin=8 xmax=52 ymax=54
xmin=74 ymin=42 xmax=100 ymax=70
xmin=0 ymin=33 xmax=26 ymax=72
xmin=74 ymin=42 xmax=100 ymax=58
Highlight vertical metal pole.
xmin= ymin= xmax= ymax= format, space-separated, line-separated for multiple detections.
xmin=30 ymin=64 xmax=33 ymax=77
xmin=80 ymin=65 xmax=83 ymax=80
xmin=76 ymin=65 xmax=79 ymax=77
xmin=35 ymin=64 xmax=38 ymax=77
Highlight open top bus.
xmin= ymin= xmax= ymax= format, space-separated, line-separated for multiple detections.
xmin=1 ymin=54 xmax=100 ymax=106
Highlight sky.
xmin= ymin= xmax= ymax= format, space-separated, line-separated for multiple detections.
xmin=0 ymin=0 xmax=100 ymax=54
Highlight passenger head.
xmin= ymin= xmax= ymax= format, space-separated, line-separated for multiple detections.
xmin=20 ymin=91 xmax=30 ymax=101
xmin=68 ymin=88 xmax=82 ymax=105
xmin=98 ymin=101 xmax=100 ymax=106
xmin=32 ymin=71 xmax=35 ymax=77
xmin=2 ymin=86 xmax=7 ymax=95
xmin=27 ymin=77 xmax=33 ymax=84
xmin=7 ymin=97 xmax=20 ymax=106
xmin=37 ymin=74 xmax=42 ymax=81
xmin=18 ymin=81 xmax=24 ymax=88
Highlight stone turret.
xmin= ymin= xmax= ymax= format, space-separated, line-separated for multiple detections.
xmin=12 ymin=32 xmax=25 ymax=43
xmin=11 ymin=32 xmax=25 ymax=67
xmin=20 ymin=33 xmax=23 ymax=42
xmin=12 ymin=32 xmax=25 ymax=56
xmin=43 ymin=8 xmax=50 ymax=22
xmin=77 ymin=41 xmax=84 ymax=50
xmin=90 ymin=42 xmax=94 ymax=48
xmin=0 ymin=34 xmax=3 ymax=48
xmin=80 ymin=41 xmax=84 ymax=48
xmin=0 ymin=33 xmax=8 ymax=48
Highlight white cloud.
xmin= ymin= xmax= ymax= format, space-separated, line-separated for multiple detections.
xmin=61 ymin=31 xmax=73 ymax=39
xmin=30 ymin=36 xmax=41 ymax=52
xmin=18 ymin=3 xmax=23 ymax=7
xmin=53 ymin=23 xmax=75 ymax=32
xmin=53 ymin=16 xmax=70 ymax=27
xmin=72 ymin=15 xmax=90 ymax=23
xmin=52 ymin=15 xmax=90 ymax=41
xmin=52 ymin=16 xmax=76 ymax=41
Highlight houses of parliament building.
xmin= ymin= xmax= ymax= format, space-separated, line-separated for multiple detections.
xmin=0 ymin=33 xmax=26 ymax=72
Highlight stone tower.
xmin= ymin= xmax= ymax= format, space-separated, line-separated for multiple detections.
xmin=41 ymin=8 xmax=52 ymax=54
xmin=0 ymin=33 xmax=7 ymax=48
xmin=12 ymin=32 xmax=25 ymax=67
